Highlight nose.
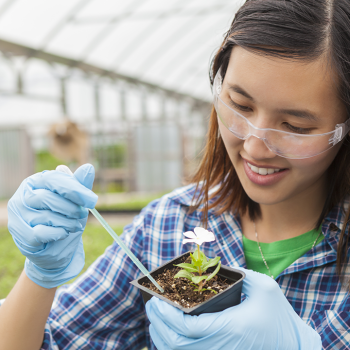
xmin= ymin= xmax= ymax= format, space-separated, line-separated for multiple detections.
xmin=243 ymin=135 xmax=277 ymax=160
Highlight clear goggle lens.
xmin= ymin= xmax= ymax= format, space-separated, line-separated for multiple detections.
xmin=213 ymin=69 xmax=350 ymax=159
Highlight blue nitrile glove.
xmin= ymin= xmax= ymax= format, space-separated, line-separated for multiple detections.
xmin=7 ymin=164 xmax=98 ymax=289
xmin=146 ymin=268 xmax=322 ymax=350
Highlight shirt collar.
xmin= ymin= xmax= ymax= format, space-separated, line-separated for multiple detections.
xmin=322 ymin=196 xmax=349 ymax=233
xmin=169 ymin=184 xmax=349 ymax=275
xmin=167 ymin=183 xmax=221 ymax=217
xmin=169 ymin=184 xmax=349 ymax=232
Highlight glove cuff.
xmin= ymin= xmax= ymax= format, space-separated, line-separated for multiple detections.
xmin=299 ymin=323 xmax=322 ymax=350
xmin=24 ymin=244 xmax=85 ymax=289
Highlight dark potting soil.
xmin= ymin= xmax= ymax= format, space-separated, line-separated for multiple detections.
xmin=141 ymin=256 xmax=234 ymax=308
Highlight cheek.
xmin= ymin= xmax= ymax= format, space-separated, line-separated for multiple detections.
xmin=218 ymin=119 xmax=242 ymax=152
xmin=290 ymin=143 xmax=342 ymax=176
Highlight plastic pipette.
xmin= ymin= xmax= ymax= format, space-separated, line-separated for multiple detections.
xmin=56 ymin=165 xmax=164 ymax=293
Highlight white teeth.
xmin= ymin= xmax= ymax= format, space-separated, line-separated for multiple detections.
xmin=247 ymin=162 xmax=281 ymax=176
xmin=258 ymin=168 xmax=268 ymax=175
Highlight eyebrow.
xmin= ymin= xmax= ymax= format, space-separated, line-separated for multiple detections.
xmin=228 ymin=84 xmax=254 ymax=101
xmin=276 ymin=108 xmax=319 ymax=122
xmin=227 ymin=83 xmax=319 ymax=122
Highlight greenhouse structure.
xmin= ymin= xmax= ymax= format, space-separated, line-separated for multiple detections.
xmin=0 ymin=0 xmax=242 ymax=197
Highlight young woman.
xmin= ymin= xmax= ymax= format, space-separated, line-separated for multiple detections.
xmin=1 ymin=0 xmax=349 ymax=349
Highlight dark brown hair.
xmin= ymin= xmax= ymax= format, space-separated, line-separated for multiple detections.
xmin=190 ymin=0 xmax=350 ymax=283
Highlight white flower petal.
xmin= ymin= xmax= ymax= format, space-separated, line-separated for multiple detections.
xmin=183 ymin=238 xmax=196 ymax=244
xmin=183 ymin=231 xmax=196 ymax=239
xmin=205 ymin=232 xmax=215 ymax=241
xmin=193 ymin=227 xmax=215 ymax=242
xmin=194 ymin=227 xmax=207 ymax=237
xmin=182 ymin=227 xmax=216 ymax=246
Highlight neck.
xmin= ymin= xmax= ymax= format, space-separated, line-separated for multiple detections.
xmin=242 ymin=176 xmax=328 ymax=243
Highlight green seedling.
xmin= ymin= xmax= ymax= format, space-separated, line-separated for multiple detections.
xmin=174 ymin=227 xmax=221 ymax=293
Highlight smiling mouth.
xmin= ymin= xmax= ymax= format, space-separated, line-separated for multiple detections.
xmin=246 ymin=161 xmax=286 ymax=175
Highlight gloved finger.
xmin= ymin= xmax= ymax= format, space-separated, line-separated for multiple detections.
xmin=146 ymin=297 xmax=226 ymax=339
xmin=17 ymin=225 xmax=69 ymax=245
xmin=147 ymin=299 xmax=251 ymax=350
xmin=10 ymin=223 xmax=70 ymax=249
xmin=232 ymin=266 xmax=279 ymax=298
xmin=32 ymin=225 xmax=74 ymax=244
xmin=149 ymin=311 xmax=216 ymax=350
xmin=24 ymin=188 xmax=88 ymax=219
xmin=21 ymin=208 xmax=83 ymax=234
xmin=149 ymin=317 xmax=196 ymax=349
xmin=149 ymin=324 xmax=172 ymax=350
xmin=8 ymin=205 xmax=81 ymax=247
xmin=74 ymin=164 xmax=95 ymax=190
xmin=26 ymin=169 xmax=98 ymax=209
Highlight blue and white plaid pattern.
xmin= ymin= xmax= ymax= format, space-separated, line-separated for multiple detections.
xmin=2 ymin=184 xmax=350 ymax=349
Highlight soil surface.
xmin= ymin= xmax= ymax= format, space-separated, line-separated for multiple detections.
xmin=141 ymin=256 xmax=234 ymax=308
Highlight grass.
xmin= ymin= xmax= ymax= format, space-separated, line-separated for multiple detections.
xmin=0 ymin=224 xmax=123 ymax=299
xmin=35 ymin=150 xmax=69 ymax=173
xmin=95 ymin=194 xmax=165 ymax=211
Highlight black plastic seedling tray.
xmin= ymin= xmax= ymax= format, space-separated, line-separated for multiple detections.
xmin=130 ymin=251 xmax=245 ymax=316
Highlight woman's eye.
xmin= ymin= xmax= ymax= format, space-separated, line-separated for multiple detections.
xmin=228 ymin=100 xmax=251 ymax=112
xmin=284 ymin=123 xmax=313 ymax=134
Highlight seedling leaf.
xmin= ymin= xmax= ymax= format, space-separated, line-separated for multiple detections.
xmin=174 ymin=263 xmax=198 ymax=273
xmin=207 ymin=288 xmax=218 ymax=294
xmin=206 ymin=262 xmax=221 ymax=282
xmin=192 ymin=275 xmax=208 ymax=284
xmin=174 ymin=270 xmax=193 ymax=281
xmin=200 ymin=251 xmax=208 ymax=262
xmin=190 ymin=252 xmax=202 ymax=267
xmin=193 ymin=250 xmax=200 ymax=261
xmin=201 ymin=256 xmax=221 ymax=272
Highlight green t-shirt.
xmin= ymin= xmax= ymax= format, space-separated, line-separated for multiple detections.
xmin=243 ymin=226 xmax=324 ymax=278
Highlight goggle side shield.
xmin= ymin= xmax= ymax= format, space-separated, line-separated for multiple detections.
xmin=212 ymin=69 xmax=350 ymax=159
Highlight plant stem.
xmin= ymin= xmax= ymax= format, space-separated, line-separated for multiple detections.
xmin=198 ymin=279 xmax=206 ymax=292
xmin=197 ymin=244 xmax=202 ymax=276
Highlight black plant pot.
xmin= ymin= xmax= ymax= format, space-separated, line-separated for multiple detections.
xmin=130 ymin=251 xmax=245 ymax=316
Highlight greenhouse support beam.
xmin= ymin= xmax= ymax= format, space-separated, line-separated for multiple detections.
xmin=0 ymin=38 xmax=211 ymax=110
xmin=94 ymin=82 xmax=101 ymax=121
xmin=60 ymin=77 xmax=67 ymax=116
xmin=120 ymin=88 xmax=126 ymax=121
xmin=0 ymin=89 xmax=59 ymax=102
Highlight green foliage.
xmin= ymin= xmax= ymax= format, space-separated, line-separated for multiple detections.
xmin=35 ymin=150 xmax=69 ymax=173
xmin=0 ymin=224 xmax=123 ymax=299
xmin=202 ymin=256 xmax=221 ymax=272
xmin=174 ymin=263 xmax=198 ymax=273
xmin=174 ymin=248 xmax=221 ymax=293
xmin=93 ymin=144 xmax=126 ymax=169
xmin=174 ymin=269 xmax=194 ymax=280
xmin=95 ymin=193 xmax=167 ymax=211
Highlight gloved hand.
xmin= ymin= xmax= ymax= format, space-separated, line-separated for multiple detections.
xmin=146 ymin=268 xmax=322 ymax=350
xmin=8 ymin=164 xmax=98 ymax=289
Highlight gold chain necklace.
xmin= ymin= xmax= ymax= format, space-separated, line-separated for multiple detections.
xmin=253 ymin=222 xmax=322 ymax=280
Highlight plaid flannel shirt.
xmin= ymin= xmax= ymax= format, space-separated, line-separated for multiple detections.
xmin=2 ymin=184 xmax=350 ymax=349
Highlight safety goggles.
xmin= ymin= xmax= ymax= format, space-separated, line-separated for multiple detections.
xmin=213 ymin=69 xmax=350 ymax=159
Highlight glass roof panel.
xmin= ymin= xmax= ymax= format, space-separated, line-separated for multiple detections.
xmin=45 ymin=22 xmax=107 ymax=59
xmin=130 ymin=0 xmax=192 ymax=14
xmin=76 ymin=0 xmax=143 ymax=18
xmin=0 ymin=0 xmax=245 ymax=102
xmin=24 ymin=59 xmax=60 ymax=97
xmin=0 ymin=0 xmax=82 ymax=47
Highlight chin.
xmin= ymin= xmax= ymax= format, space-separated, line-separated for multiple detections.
xmin=243 ymin=187 xmax=287 ymax=206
